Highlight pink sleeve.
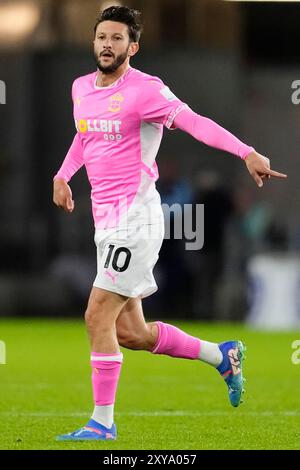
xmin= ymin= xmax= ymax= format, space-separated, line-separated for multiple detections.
xmin=54 ymin=133 xmax=84 ymax=182
xmin=173 ymin=108 xmax=254 ymax=159
xmin=139 ymin=77 xmax=188 ymax=128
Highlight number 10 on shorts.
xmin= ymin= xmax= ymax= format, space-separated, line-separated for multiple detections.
xmin=104 ymin=244 xmax=132 ymax=272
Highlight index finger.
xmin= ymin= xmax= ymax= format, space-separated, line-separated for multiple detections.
xmin=264 ymin=169 xmax=287 ymax=179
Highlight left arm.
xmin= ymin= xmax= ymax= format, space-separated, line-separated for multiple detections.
xmin=173 ymin=108 xmax=287 ymax=187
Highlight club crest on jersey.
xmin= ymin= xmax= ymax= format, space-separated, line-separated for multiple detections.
xmin=108 ymin=92 xmax=124 ymax=113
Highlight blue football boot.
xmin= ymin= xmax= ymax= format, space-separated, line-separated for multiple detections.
xmin=56 ymin=419 xmax=116 ymax=441
xmin=217 ymin=340 xmax=246 ymax=407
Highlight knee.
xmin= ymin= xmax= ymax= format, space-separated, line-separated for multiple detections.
xmin=85 ymin=298 xmax=109 ymax=331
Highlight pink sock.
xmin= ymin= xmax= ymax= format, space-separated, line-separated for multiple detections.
xmin=151 ymin=322 xmax=201 ymax=360
xmin=91 ymin=352 xmax=123 ymax=406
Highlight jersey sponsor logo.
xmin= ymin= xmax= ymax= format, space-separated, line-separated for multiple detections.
xmin=75 ymin=118 xmax=123 ymax=141
xmin=75 ymin=119 xmax=122 ymax=140
xmin=160 ymin=86 xmax=178 ymax=102
xmin=108 ymin=92 xmax=124 ymax=113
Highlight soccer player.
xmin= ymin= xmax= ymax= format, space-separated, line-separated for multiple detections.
xmin=53 ymin=6 xmax=287 ymax=441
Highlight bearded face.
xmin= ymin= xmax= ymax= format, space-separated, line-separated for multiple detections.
xmin=94 ymin=21 xmax=131 ymax=75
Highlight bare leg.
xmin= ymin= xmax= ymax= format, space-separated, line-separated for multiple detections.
xmin=116 ymin=297 xmax=158 ymax=351
xmin=116 ymin=300 xmax=217 ymax=365
xmin=83 ymin=287 xmax=129 ymax=431
xmin=115 ymin=299 xmax=246 ymax=408
xmin=85 ymin=286 xmax=129 ymax=352
xmin=57 ymin=287 xmax=131 ymax=439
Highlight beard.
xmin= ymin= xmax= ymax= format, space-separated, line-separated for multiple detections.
xmin=94 ymin=47 xmax=129 ymax=74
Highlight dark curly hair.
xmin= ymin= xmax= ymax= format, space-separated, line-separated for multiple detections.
xmin=94 ymin=6 xmax=143 ymax=42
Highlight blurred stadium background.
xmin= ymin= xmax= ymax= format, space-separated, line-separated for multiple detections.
xmin=1 ymin=0 xmax=300 ymax=325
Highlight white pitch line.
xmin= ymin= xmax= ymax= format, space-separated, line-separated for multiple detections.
xmin=0 ymin=411 xmax=300 ymax=417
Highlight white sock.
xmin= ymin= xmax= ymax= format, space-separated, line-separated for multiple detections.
xmin=91 ymin=404 xmax=114 ymax=429
xmin=198 ymin=340 xmax=223 ymax=367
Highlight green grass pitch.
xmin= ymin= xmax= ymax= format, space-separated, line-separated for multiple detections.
xmin=0 ymin=318 xmax=300 ymax=450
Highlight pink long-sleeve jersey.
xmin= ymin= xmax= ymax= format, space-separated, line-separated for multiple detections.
xmin=54 ymin=67 xmax=253 ymax=229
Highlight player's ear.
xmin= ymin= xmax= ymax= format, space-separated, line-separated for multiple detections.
xmin=128 ymin=42 xmax=139 ymax=57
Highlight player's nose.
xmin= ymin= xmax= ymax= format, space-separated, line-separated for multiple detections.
xmin=103 ymin=38 xmax=113 ymax=48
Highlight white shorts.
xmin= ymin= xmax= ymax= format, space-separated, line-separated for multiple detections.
xmin=93 ymin=222 xmax=164 ymax=298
